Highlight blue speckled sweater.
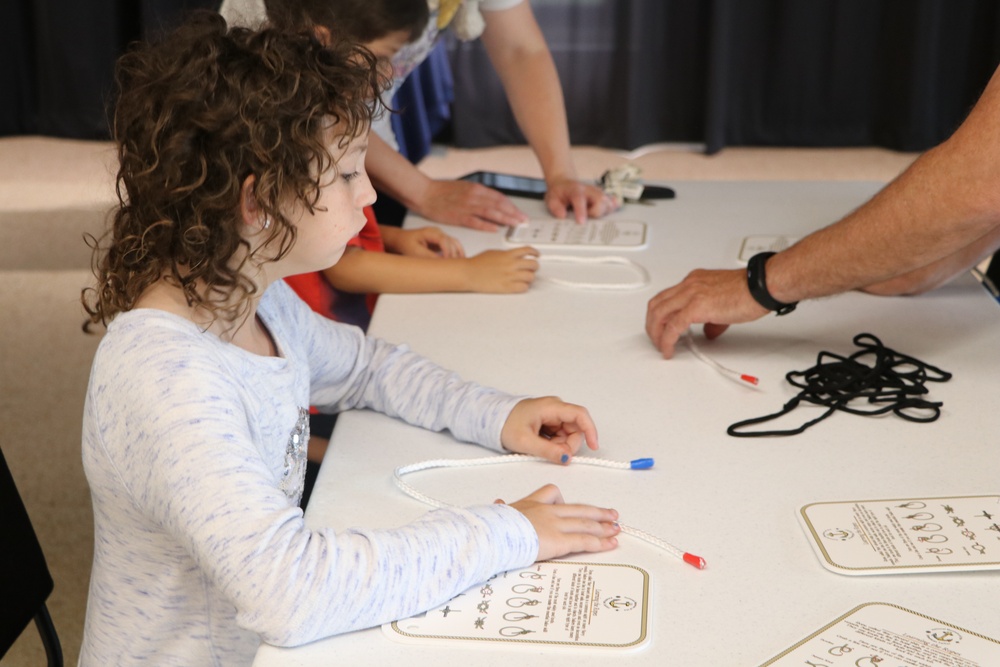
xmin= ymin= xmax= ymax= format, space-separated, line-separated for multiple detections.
xmin=80 ymin=280 xmax=538 ymax=666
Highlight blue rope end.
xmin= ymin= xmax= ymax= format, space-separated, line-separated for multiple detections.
xmin=629 ymin=458 xmax=655 ymax=470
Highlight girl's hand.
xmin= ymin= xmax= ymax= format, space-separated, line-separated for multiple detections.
xmin=500 ymin=396 xmax=599 ymax=464
xmin=386 ymin=226 xmax=465 ymax=259
xmin=465 ymin=247 xmax=539 ymax=293
xmin=503 ymin=485 xmax=619 ymax=561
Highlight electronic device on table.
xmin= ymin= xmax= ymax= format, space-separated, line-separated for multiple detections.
xmin=460 ymin=171 xmax=675 ymax=200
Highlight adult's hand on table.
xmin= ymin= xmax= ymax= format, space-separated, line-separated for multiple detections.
xmin=544 ymin=176 xmax=619 ymax=223
xmin=645 ymin=268 xmax=769 ymax=358
xmin=413 ymin=179 xmax=528 ymax=232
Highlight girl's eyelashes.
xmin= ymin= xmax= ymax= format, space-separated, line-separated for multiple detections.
xmin=341 ymin=171 xmax=361 ymax=183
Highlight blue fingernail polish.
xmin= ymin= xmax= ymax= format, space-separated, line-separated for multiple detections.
xmin=561 ymin=454 xmax=569 ymax=464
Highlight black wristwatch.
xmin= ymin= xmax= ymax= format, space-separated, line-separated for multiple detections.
xmin=746 ymin=251 xmax=797 ymax=315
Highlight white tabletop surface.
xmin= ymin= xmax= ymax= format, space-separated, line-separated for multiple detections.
xmin=255 ymin=181 xmax=1000 ymax=666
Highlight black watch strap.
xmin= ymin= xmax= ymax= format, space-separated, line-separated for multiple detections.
xmin=746 ymin=251 xmax=797 ymax=315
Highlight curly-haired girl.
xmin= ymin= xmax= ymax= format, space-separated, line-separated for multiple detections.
xmin=79 ymin=13 xmax=618 ymax=666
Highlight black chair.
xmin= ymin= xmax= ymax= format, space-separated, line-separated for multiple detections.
xmin=983 ymin=250 xmax=1000 ymax=300
xmin=0 ymin=446 xmax=63 ymax=666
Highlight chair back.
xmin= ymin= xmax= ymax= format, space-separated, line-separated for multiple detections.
xmin=983 ymin=251 xmax=1000 ymax=300
xmin=0 ymin=445 xmax=58 ymax=662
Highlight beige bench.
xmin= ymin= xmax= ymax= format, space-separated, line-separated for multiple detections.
xmin=0 ymin=137 xmax=117 ymax=271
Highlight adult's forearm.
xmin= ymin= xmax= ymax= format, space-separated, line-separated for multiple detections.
xmin=480 ymin=3 xmax=576 ymax=182
xmin=766 ymin=69 xmax=1000 ymax=304
xmin=365 ymin=131 xmax=431 ymax=209
xmin=861 ymin=222 xmax=1000 ymax=295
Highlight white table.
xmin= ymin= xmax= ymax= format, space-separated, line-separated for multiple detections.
xmin=255 ymin=182 xmax=1000 ymax=665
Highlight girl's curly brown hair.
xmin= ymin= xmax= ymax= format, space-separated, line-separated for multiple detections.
xmin=83 ymin=12 xmax=387 ymax=329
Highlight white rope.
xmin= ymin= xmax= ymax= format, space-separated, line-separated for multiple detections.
xmin=393 ymin=454 xmax=706 ymax=569
xmin=536 ymin=254 xmax=650 ymax=291
xmin=684 ymin=330 xmax=760 ymax=387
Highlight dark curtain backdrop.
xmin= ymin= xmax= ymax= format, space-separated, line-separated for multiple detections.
xmin=0 ymin=0 xmax=216 ymax=139
xmin=5 ymin=0 xmax=1000 ymax=154
xmin=448 ymin=0 xmax=1000 ymax=153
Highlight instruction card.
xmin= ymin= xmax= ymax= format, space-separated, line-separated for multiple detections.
xmin=506 ymin=219 xmax=648 ymax=249
xmin=760 ymin=602 xmax=1000 ymax=666
xmin=383 ymin=561 xmax=649 ymax=649
xmin=799 ymin=495 xmax=1000 ymax=574
xmin=737 ymin=235 xmax=800 ymax=264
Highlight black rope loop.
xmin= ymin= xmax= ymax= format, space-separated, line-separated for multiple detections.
xmin=728 ymin=333 xmax=952 ymax=437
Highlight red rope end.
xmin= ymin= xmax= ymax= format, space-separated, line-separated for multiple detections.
xmin=683 ymin=553 xmax=707 ymax=569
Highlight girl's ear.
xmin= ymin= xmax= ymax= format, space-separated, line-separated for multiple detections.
xmin=239 ymin=175 xmax=266 ymax=229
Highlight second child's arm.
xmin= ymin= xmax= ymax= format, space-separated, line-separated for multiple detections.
xmin=379 ymin=225 xmax=465 ymax=259
xmin=323 ymin=246 xmax=539 ymax=294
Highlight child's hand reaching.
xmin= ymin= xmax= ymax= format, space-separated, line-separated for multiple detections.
xmin=466 ymin=247 xmax=539 ymax=293
xmin=500 ymin=396 xmax=599 ymax=464
xmin=502 ymin=485 xmax=620 ymax=560
xmin=383 ymin=226 xmax=465 ymax=258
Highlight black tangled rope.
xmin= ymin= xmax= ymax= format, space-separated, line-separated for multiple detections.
xmin=728 ymin=333 xmax=953 ymax=437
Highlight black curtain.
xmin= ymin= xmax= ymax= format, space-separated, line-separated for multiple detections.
xmin=6 ymin=0 xmax=1000 ymax=153
xmin=0 ymin=0 xmax=217 ymax=139
xmin=447 ymin=0 xmax=1000 ymax=154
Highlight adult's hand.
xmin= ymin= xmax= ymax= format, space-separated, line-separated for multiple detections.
xmin=544 ymin=176 xmax=619 ymax=223
xmin=412 ymin=179 xmax=529 ymax=231
xmin=645 ymin=268 xmax=769 ymax=358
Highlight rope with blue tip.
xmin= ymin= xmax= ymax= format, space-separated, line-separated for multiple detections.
xmin=393 ymin=454 xmax=705 ymax=569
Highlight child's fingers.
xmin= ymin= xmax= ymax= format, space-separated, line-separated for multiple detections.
xmin=540 ymin=402 xmax=600 ymax=453
xmin=521 ymin=483 xmax=564 ymax=505
xmin=551 ymin=503 xmax=619 ymax=525
xmin=522 ymin=436 xmax=572 ymax=465
xmin=560 ymin=532 xmax=619 ymax=555
xmin=500 ymin=247 xmax=539 ymax=272
xmin=435 ymin=231 xmax=465 ymax=258
xmin=511 ymin=488 xmax=621 ymax=560
xmin=501 ymin=399 xmax=600 ymax=463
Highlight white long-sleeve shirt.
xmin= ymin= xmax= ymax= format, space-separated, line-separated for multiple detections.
xmin=80 ymin=280 xmax=537 ymax=666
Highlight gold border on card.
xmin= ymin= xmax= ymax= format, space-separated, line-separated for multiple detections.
xmin=800 ymin=494 xmax=1000 ymax=572
xmin=759 ymin=601 xmax=1000 ymax=666
xmin=388 ymin=561 xmax=650 ymax=649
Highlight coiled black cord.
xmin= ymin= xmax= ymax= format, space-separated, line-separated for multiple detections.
xmin=728 ymin=333 xmax=953 ymax=437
